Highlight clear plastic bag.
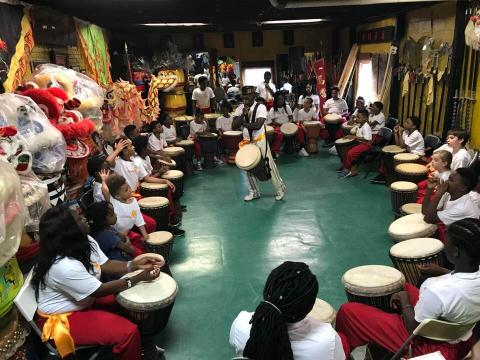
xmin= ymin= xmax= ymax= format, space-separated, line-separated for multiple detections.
xmin=20 ymin=173 xmax=51 ymax=232
xmin=0 ymin=93 xmax=66 ymax=174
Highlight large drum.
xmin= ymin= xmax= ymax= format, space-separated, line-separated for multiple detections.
xmin=395 ymin=163 xmax=428 ymax=184
xmin=280 ymin=122 xmax=298 ymax=154
xmin=324 ymin=113 xmax=343 ymax=124
xmin=265 ymin=125 xmax=275 ymax=145
xmin=199 ymin=133 xmax=218 ymax=168
xmin=175 ymin=140 xmax=194 ymax=177
xmin=308 ymin=298 xmax=336 ymax=324
xmin=388 ymin=213 xmax=438 ymax=242
xmin=390 ymin=181 xmax=418 ymax=216
xmin=335 ymin=137 xmax=357 ymax=160
xmin=342 ymin=265 xmax=405 ymax=313
xmin=235 ymin=144 xmax=270 ymax=182
xmin=161 ymin=170 xmax=184 ymax=200
xmin=400 ymin=203 xmax=422 ymax=217
xmin=304 ymin=121 xmax=321 ymax=153
xmin=160 ymin=93 xmax=186 ymax=117
xmin=342 ymin=122 xmax=357 ymax=135
xmin=393 ymin=153 xmax=420 ymax=167
xmin=174 ymin=115 xmax=194 ymax=139
xmin=138 ymin=196 xmax=170 ymax=231
xmin=117 ymin=270 xmax=178 ymax=358
xmin=222 ymin=130 xmax=243 ymax=164
xmin=140 ymin=182 xmax=169 ymax=199
xmin=145 ymin=231 xmax=174 ymax=264
xmin=204 ymin=113 xmax=221 ymax=133
xmin=162 ymin=146 xmax=186 ymax=174
xmin=382 ymin=145 xmax=406 ymax=184
xmin=389 ymin=238 xmax=445 ymax=285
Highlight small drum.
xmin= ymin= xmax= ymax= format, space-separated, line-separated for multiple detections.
xmin=40 ymin=174 xmax=66 ymax=206
xmin=308 ymin=298 xmax=336 ymax=324
xmin=204 ymin=113 xmax=221 ymax=133
xmin=400 ymin=203 xmax=422 ymax=216
xmin=162 ymin=146 xmax=186 ymax=175
xmin=342 ymin=122 xmax=357 ymax=135
xmin=140 ymin=182 xmax=169 ymax=199
xmin=395 ymin=163 xmax=428 ymax=184
xmin=388 ymin=213 xmax=438 ymax=242
xmin=199 ymin=133 xmax=218 ymax=168
xmin=304 ymin=121 xmax=321 ymax=153
xmin=175 ymin=139 xmax=194 ymax=177
xmin=0 ymin=308 xmax=30 ymax=360
xmin=390 ymin=238 xmax=445 ymax=285
xmin=342 ymin=265 xmax=405 ymax=312
xmin=393 ymin=153 xmax=420 ymax=167
xmin=280 ymin=122 xmax=298 ymax=154
xmin=390 ymin=181 xmax=418 ymax=216
xmin=382 ymin=145 xmax=406 ymax=184
xmin=235 ymin=144 xmax=270 ymax=182
xmin=265 ymin=125 xmax=275 ymax=145
xmin=138 ymin=196 xmax=170 ymax=231
xmin=335 ymin=137 xmax=357 ymax=160
xmin=174 ymin=115 xmax=194 ymax=138
xmin=324 ymin=113 xmax=343 ymax=124
xmin=117 ymin=271 xmax=178 ymax=358
xmin=162 ymin=170 xmax=184 ymax=200
xmin=145 ymin=231 xmax=174 ymax=264
xmin=222 ymin=130 xmax=243 ymax=164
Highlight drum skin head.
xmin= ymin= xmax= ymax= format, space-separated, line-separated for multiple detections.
xmin=162 ymin=170 xmax=184 ymax=180
xmin=138 ymin=196 xmax=169 ymax=208
xmin=280 ymin=122 xmax=298 ymax=135
xmin=388 ymin=213 xmax=438 ymax=242
xmin=342 ymin=265 xmax=405 ymax=296
xmin=148 ymin=231 xmax=173 ymax=245
xmin=390 ymin=238 xmax=444 ymax=258
xmin=308 ymin=298 xmax=336 ymax=324
xmin=235 ymin=144 xmax=261 ymax=170
xmin=223 ymin=131 xmax=242 ymax=136
xmin=390 ymin=181 xmax=418 ymax=191
xmin=141 ymin=182 xmax=168 ymax=190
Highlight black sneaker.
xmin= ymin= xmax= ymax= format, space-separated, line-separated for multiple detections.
xmin=370 ymin=175 xmax=386 ymax=184
xmin=181 ymin=205 xmax=187 ymax=212
xmin=168 ymin=227 xmax=185 ymax=237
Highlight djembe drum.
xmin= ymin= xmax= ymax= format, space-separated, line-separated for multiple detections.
xmin=161 ymin=170 xmax=184 ymax=200
xmin=222 ymin=130 xmax=243 ymax=164
xmin=175 ymin=139 xmax=194 ymax=177
xmin=342 ymin=122 xmax=357 ymax=135
xmin=145 ymin=231 xmax=174 ymax=264
xmin=393 ymin=153 xmax=420 ymax=167
xmin=308 ymin=298 xmax=336 ymax=324
xmin=400 ymin=203 xmax=422 ymax=216
xmin=390 ymin=181 xmax=418 ymax=216
xmin=388 ymin=213 xmax=438 ymax=242
xmin=395 ymin=163 xmax=428 ymax=184
xmin=204 ymin=113 xmax=221 ymax=133
xmin=39 ymin=174 xmax=66 ymax=206
xmin=199 ymin=133 xmax=218 ymax=168
xmin=324 ymin=113 xmax=343 ymax=125
xmin=116 ymin=270 xmax=178 ymax=359
xmin=162 ymin=146 xmax=186 ymax=174
xmin=389 ymin=238 xmax=445 ymax=285
xmin=235 ymin=144 xmax=270 ymax=182
xmin=382 ymin=145 xmax=406 ymax=184
xmin=335 ymin=137 xmax=357 ymax=160
xmin=342 ymin=265 xmax=405 ymax=313
xmin=265 ymin=125 xmax=275 ymax=145
xmin=174 ymin=115 xmax=193 ymax=139
xmin=304 ymin=121 xmax=321 ymax=153
xmin=138 ymin=197 xmax=170 ymax=231
xmin=140 ymin=182 xmax=169 ymax=199
xmin=280 ymin=123 xmax=298 ymax=154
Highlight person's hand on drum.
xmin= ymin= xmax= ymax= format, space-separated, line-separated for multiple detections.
xmin=417 ymin=263 xmax=450 ymax=276
xmin=390 ymin=290 xmax=410 ymax=311
xmin=135 ymin=266 xmax=161 ymax=283
xmin=165 ymin=180 xmax=176 ymax=192
xmin=133 ymin=254 xmax=165 ymax=270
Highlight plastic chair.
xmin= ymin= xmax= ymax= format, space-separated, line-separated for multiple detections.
xmin=390 ymin=319 xmax=476 ymax=360
xmin=386 ymin=117 xmax=398 ymax=130
xmin=14 ymin=271 xmax=108 ymax=359
xmin=424 ymin=134 xmax=442 ymax=156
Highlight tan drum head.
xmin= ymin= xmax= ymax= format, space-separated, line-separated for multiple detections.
xmin=390 ymin=238 xmax=444 ymax=259
xmin=401 ymin=203 xmax=422 ymax=215
xmin=158 ymin=158 xmax=176 ymax=167
xmin=223 ymin=130 xmax=242 ymax=136
xmin=304 ymin=121 xmax=320 ymax=127
xmin=174 ymin=115 xmax=194 ymax=122
xmin=163 ymin=146 xmax=185 ymax=156
xmin=382 ymin=145 xmax=405 ymax=154
xmin=162 ymin=170 xmax=184 ymax=180
xmin=235 ymin=144 xmax=261 ymax=170
xmin=388 ymin=213 xmax=438 ymax=242
xmin=342 ymin=265 xmax=405 ymax=296
xmin=147 ymin=231 xmax=173 ymax=245
xmin=280 ymin=122 xmax=298 ymax=136
xmin=140 ymin=182 xmax=168 ymax=190
xmin=138 ymin=196 xmax=169 ymax=208
xmin=117 ymin=271 xmax=178 ymax=311
xmin=335 ymin=137 xmax=355 ymax=145
xmin=324 ymin=114 xmax=342 ymax=123
xmin=265 ymin=125 xmax=275 ymax=135
xmin=176 ymin=140 xmax=194 ymax=146
xmin=395 ymin=163 xmax=428 ymax=175
xmin=204 ymin=113 xmax=221 ymax=119
xmin=394 ymin=153 xmax=420 ymax=162
xmin=308 ymin=298 xmax=336 ymax=324
xmin=390 ymin=181 xmax=418 ymax=191
xmin=134 ymin=252 xmax=164 ymax=263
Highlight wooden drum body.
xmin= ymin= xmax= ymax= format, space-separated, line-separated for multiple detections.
xmin=162 ymin=146 xmax=186 ymax=175
xmin=382 ymin=145 xmax=406 ymax=185
xmin=393 ymin=153 xmax=420 ymax=167
xmin=204 ymin=113 xmax=221 ymax=134
xmin=265 ymin=125 xmax=275 ymax=145
xmin=388 ymin=213 xmax=438 ymax=242
xmin=162 ymin=170 xmax=184 ymax=200
xmin=324 ymin=113 xmax=343 ymax=124
xmin=308 ymin=298 xmax=336 ymax=324
xmin=145 ymin=231 xmax=174 ymax=264
xmin=175 ymin=140 xmax=194 ymax=177
xmin=390 ymin=181 xmax=418 ymax=217
xmin=222 ymin=130 xmax=243 ymax=164
xmin=160 ymin=93 xmax=186 ymax=117
xmin=395 ymin=163 xmax=428 ymax=184
xmin=235 ymin=144 xmax=270 ymax=182
xmin=174 ymin=115 xmax=193 ymax=139
xmin=304 ymin=121 xmax=321 ymax=153
xmin=342 ymin=265 xmax=405 ymax=313
xmin=335 ymin=137 xmax=357 ymax=160
xmin=199 ymin=133 xmax=218 ymax=168
xmin=280 ymin=122 xmax=298 ymax=154
xmin=138 ymin=196 xmax=170 ymax=231
xmin=390 ymin=238 xmax=445 ymax=285
xmin=140 ymin=182 xmax=169 ymax=199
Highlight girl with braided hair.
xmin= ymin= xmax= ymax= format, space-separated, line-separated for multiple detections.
xmin=229 ymin=261 xmax=347 ymax=360
xmin=267 ymin=92 xmax=293 ymax=157
xmin=336 ymin=218 xmax=480 ymax=360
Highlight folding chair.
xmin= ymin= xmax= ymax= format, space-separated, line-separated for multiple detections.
xmin=14 ymin=271 xmax=108 ymax=360
xmin=390 ymin=319 xmax=476 ymax=360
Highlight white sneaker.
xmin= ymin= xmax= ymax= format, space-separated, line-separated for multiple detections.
xmin=299 ymin=148 xmax=309 ymax=157
xmin=214 ymin=157 xmax=224 ymax=166
xmin=275 ymin=190 xmax=285 ymax=201
xmin=196 ymin=163 xmax=203 ymax=171
xmin=244 ymin=192 xmax=260 ymax=201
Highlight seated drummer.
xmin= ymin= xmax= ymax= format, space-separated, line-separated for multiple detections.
xmin=162 ymin=115 xmax=180 ymax=145
xmin=230 ymin=261 xmax=347 ymax=359
xmin=338 ymin=109 xmax=372 ymax=179
xmin=434 ymin=129 xmax=472 ymax=171
xmin=336 ymin=218 xmax=480 ymax=360
xmin=267 ymin=92 xmax=294 ymax=158
xmin=368 ymin=101 xmax=385 ymax=144
xmin=147 ymin=121 xmax=175 ymax=165
xmin=216 ymin=100 xmax=234 ymax=161
xmin=192 ymin=76 xmax=216 ymax=114
xmin=295 ymin=97 xmax=320 ymax=157
xmin=322 ymin=86 xmax=349 ymax=147
xmin=189 ymin=110 xmax=209 ymax=170
xmin=33 ymin=205 xmax=164 ymax=360
xmin=124 ymin=124 xmax=140 ymax=141
xmin=133 ymin=135 xmax=169 ymax=179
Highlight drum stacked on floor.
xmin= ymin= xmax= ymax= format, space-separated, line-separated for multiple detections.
xmin=145 ymin=231 xmax=175 ymax=264
xmin=280 ymin=123 xmax=298 ymax=154
xmin=222 ymin=131 xmax=243 ymax=164
xmin=400 ymin=203 xmax=422 ymax=216
xmin=308 ymin=298 xmax=336 ymax=324
xmin=390 ymin=181 xmax=418 ymax=217
xmin=140 ymin=182 xmax=169 ymax=199
xmin=174 ymin=115 xmax=194 ymax=139
xmin=335 ymin=137 xmax=357 ymax=160
xmin=304 ymin=121 xmax=321 ymax=153
xmin=199 ymin=133 xmax=218 ymax=168
xmin=395 ymin=163 xmax=428 ymax=184
xmin=382 ymin=145 xmax=406 ymax=184
xmin=163 ymin=147 xmax=186 ymax=174
xmin=138 ymin=196 xmax=170 ymax=231
xmin=175 ymin=140 xmax=194 ymax=176
xmin=388 ymin=213 xmax=438 ymax=242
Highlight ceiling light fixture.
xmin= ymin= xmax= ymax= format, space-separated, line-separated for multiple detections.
xmin=261 ymin=18 xmax=325 ymax=25
xmin=141 ymin=23 xmax=210 ymax=27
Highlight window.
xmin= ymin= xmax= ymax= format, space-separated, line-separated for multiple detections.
xmin=243 ymin=67 xmax=272 ymax=86
xmin=356 ymin=57 xmax=376 ymax=104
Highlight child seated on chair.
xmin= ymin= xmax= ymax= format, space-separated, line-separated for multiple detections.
xmin=162 ymin=115 xmax=179 ymax=145
xmin=434 ymin=128 xmax=472 ymax=171
xmin=295 ymin=97 xmax=319 ymax=157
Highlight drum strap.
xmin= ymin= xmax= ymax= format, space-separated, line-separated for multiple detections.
xmin=247 ymin=103 xmax=261 ymax=142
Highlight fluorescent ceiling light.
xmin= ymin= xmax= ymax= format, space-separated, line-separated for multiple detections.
xmin=262 ymin=18 xmax=325 ymax=25
xmin=141 ymin=23 xmax=210 ymax=27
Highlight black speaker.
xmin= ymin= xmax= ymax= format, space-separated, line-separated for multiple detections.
xmin=252 ymin=31 xmax=263 ymax=47
xmin=223 ymin=33 xmax=234 ymax=48
xmin=289 ymin=46 xmax=304 ymax=75
xmin=283 ymin=30 xmax=294 ymax=45
xmin=193 ymin=33 xmax=204 ymax=49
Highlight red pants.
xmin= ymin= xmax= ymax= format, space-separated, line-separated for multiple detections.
xmin=199 ymin=107 xmax=212 ymax=114
xmin=416 ymin=179 xmax=429 ymax=203
xmin=193 ymin=139 xmax=201 ymax=161
xmin=336 ymin=284 xmax=473 ymax=359
xmin=343 ymin=143 xmax=372 ymax=169
xmin=37 ymin=295 xmax=141 ymax=360
xmin=271 ymin=126 xmax=284 ymax=155
xmin=128 ymin=213 xmax=157 ymax=256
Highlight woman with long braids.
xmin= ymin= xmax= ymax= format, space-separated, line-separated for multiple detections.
xmin=336 ymin=218 xmax=480 ymax=360
xmin=32 ymin=205 xmax=164 ymax=360
xmin=229 ymin=261 xmax=346 ymax=360
xmin=267 ymin=92 xmax=293 ymax=158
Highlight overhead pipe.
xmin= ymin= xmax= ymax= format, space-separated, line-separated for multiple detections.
xmin=269 ymin=0 xmax=438 ymax=9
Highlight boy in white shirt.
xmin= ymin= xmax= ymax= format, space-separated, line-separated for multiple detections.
xmin=323 ymin=86 xmax=349 ymax=146
xmin=368 ymin=101 xmax=385 ymax=142
xmin=148 ymin=121 xmax=168 ymax=152
xmin=189 ymin=110 xmax=221 ymax=170
xmin=192 ymin=76 xmax=215 ymax=113
xmin=216 ymin=100 xmax=233 ymax=135
xmin=298 ymin=83 xmax=321 ymax=117
xmin=162 ymin=115 xmax=178 ymax=145
xmin=394 ymin=116 xmax=425 ymax=155
xmin=295 ymin=98 xmax=319 ymax=157
xmin=339 ymin=109 xmax=372 ymax=178
xmin=434 ymin=129 xmax=472 ymax=170
xmin=256 ymin=71 xmax=276 ymax=109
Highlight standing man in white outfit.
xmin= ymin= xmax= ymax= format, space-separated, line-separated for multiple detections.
xmin=256 ymin=71 xmax=276 ymax=110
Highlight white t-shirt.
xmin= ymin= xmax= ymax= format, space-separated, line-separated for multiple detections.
xmin=133 ymin=155 xmax=153 ymax=175
xmin=37 ymin=236 xmax=108 ymax=314
xmin=437 ymin=193 xmax=480 ymax=225
xmin=281 ymin=83 xmax=292 ymax=93
xmin=369 ymin=112 xmax=385 ymax=135
xmin=256 ymin=81 xmax=276 ymax=101
xmin=112 ymin=157 xmax=147 ymax=191
xmin=192 ymin=87 xmax=215 ymax=109
xmin=415 ymin=269 xmax=480 ymax=342
xmin=268 ymin=105 xmax=293 ymax=125
xmin=435 ymin=145 xmax=472 ymax=171
xmin=230 ymin=311 xmax=345 ymax=360
xmin=148 ymin=133 xmax=167 ymax=152
xmin=356 ymin=122 xmax=372 ymax=141
xmin=216 ymin=116 xmax=233 ymax=132
xmin=111 ymin=197 xmax=145 ymax=233
xmin=433 ymin=170 xmax=451 ymax=183
xmin=162 ymin=125 xmax=177 ymax=142
xmin=323 ymin=98 xmax=348 ymax=115
xmin=93 ymin=181 xmax=104 ymax=202
xmin=469 ymin=191 xmax=480 ymax=209
xmin=241 ymin=102 xmax=267 ymax=141
xmin=402 ymin=130 xmax=425 ymax=156
xmin=295 ymin=108 xmax=318 ymax=123
xmin=227 ymin=86 xmax=241 ymax=97
xmin=298 ymin=94 xmax=321 ymax=115
xmin=190 ymin=120 xmax=208 ymax=137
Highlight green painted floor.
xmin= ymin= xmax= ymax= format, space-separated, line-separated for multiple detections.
xmin=157 ymin=148 xmax=394 ymax=360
